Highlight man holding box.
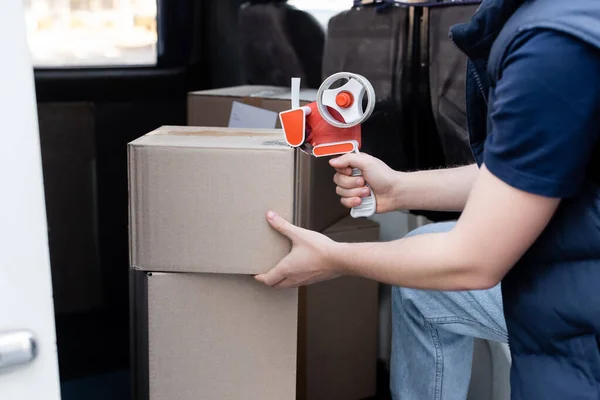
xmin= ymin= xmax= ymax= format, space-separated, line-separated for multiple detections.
xmin=256 ymin=0 xmax=600 ymax=398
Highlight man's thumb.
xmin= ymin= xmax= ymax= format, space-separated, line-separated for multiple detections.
xmin=329 ymin=153 xmax=368 ymax=171
xmin=266 ymin=211 xmax=298 ymax=240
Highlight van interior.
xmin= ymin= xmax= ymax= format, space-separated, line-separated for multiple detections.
xmin=26 ymin=0 xmax=510 ymax=399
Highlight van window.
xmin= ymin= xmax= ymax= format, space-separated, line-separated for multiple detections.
xmin=24 ymin=0 xmax=157 ymax=68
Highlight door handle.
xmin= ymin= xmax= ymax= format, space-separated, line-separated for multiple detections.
xmin=0 ymin=331 xmax=37 ymax=371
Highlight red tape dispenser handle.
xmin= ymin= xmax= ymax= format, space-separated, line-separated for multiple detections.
xmin=280 ymin=74 xmax=377 ymax=218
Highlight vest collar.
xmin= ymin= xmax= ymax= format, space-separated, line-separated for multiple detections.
xmin=449 ymin=0 xmax=523 ymax=61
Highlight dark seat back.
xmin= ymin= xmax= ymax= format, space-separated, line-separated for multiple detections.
xmin=323 ymin=1 xmax=483 ymax=222
xmin=427 ymin=2 xmax=479 ymax=167
xmin=323 ymin=4 xmax=412 ymax=173
xmin=239 ymin=1 xmax=325 ymax=88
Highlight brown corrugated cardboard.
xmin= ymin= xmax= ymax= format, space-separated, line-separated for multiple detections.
xmin=131 ymin=217 xmax=379 ymax=400
xmin=323 ymin=215 xmax=382 ymax=243
xmin=187 ymin=85 xmax=317 ymax=128
xmin=302 ymin=217 xmax=380 ymax=400
xmin=147 ymin=273 xmax=298 ymax=400
xmin=128 ymin=126 xmax=347 ymax=275
xmin=304 ymin=277 xmax=379 ymax=400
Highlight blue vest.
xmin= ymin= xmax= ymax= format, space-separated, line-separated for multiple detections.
xmin=450 ymin=1 xmax=600 ymax=398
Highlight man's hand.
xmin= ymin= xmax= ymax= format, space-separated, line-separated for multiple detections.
xmin=256 ymin=166 xmax=560 ymax=292
xmin=255 ymin=211 xmax=341 ymax=289
xmin=329 ymin=153 xmax=402 ymax=214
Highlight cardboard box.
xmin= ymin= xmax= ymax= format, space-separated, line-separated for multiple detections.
xmin=187 ymin=85 xmax=317 ymax=128
xmin=128 ymin=126 xmax=347 ymax=274
xmin=132 ymin=272 xmax=299 ymax=400
xmin=131 ymin=216 xmax=379 ymax=400
xmin=302 ymin=217 xmax=380 ymax=400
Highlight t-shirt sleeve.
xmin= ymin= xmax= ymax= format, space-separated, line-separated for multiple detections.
xmin=484 ymin=29 xmax=600 ymax=198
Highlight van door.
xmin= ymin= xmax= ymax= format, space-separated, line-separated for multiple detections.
xmin=0 ymin=1 xmax=61 ymax=399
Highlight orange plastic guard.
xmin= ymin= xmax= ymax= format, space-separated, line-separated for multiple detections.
xmin=279 ymin=108 xmax=305 ymax=147
xmin=313 ymin=142 xmax=356 ymax=157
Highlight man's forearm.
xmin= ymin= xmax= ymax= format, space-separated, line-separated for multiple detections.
xmin=394 ymin=164 xmax=479 ymax=212
xmin=331 ymin=230 xmax=495 ymax=291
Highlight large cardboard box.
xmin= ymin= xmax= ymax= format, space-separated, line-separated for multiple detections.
xmin=131 ymin=216 xmax=379 ymax=400
xmin=128 ymin=126 xmax=347 ymax=274
xmin=131 ymin=272 xmax=298 ymax=400
xmin=187 ymin=85 xmax=317 ymax=128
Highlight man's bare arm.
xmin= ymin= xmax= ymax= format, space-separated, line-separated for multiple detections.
xmin=330 ymin=153 xmax=479 ymax=213
xmin=256 ymin=165 xmax=560 ymax=290
xmin=330 ymin=165 xmax=560 ymax=290
xmin=396 ymin=164 xmax=479 ymax=212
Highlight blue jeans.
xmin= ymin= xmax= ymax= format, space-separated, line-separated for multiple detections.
xmin=390 ymin=222 xmax=508 ymax=400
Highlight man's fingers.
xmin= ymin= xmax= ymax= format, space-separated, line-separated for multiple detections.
xmin=256 ymin=256 xmax=292 ymax=287
xmin=333 ymin=172 xmax=364 ymax=189
xmin=341 ymin=197 xmax=362 ymax=208
xmin=261 ymin=212 xmax=301 ymax=287
xmin=336 ymin=186 xmax=370 ymax=199
xmin=273 ymin=279 xmax=297 ymax=289
xmin=329 ymin=153 xmax=369 ymax=170
xmin=334 ymin=167 xmax=353 ymax=176
xmin=255 ymin=267 xmax=285 ymax=287
xmin=266 ymin=211 xmax=298 ymax=240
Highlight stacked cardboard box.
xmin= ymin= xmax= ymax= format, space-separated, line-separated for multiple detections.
xmin=129 ymin=87 xmax=380 ymax=399
xmin=301 ymin=217 xmax=380 ymax=400
xmin=130 ymin=216 xmax=379 ymax=400
xmin=187 ymin=85 xmax=317 ymax=128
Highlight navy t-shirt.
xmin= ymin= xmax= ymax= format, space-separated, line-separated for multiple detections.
xmin=484 ymin=29 xmax=600 ymax=198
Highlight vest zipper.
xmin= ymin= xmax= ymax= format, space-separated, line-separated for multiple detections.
xmin=450 ymin=34 xmax=488 ymax=105
xmin=468 ymin=62 xmax=488 ymax=106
